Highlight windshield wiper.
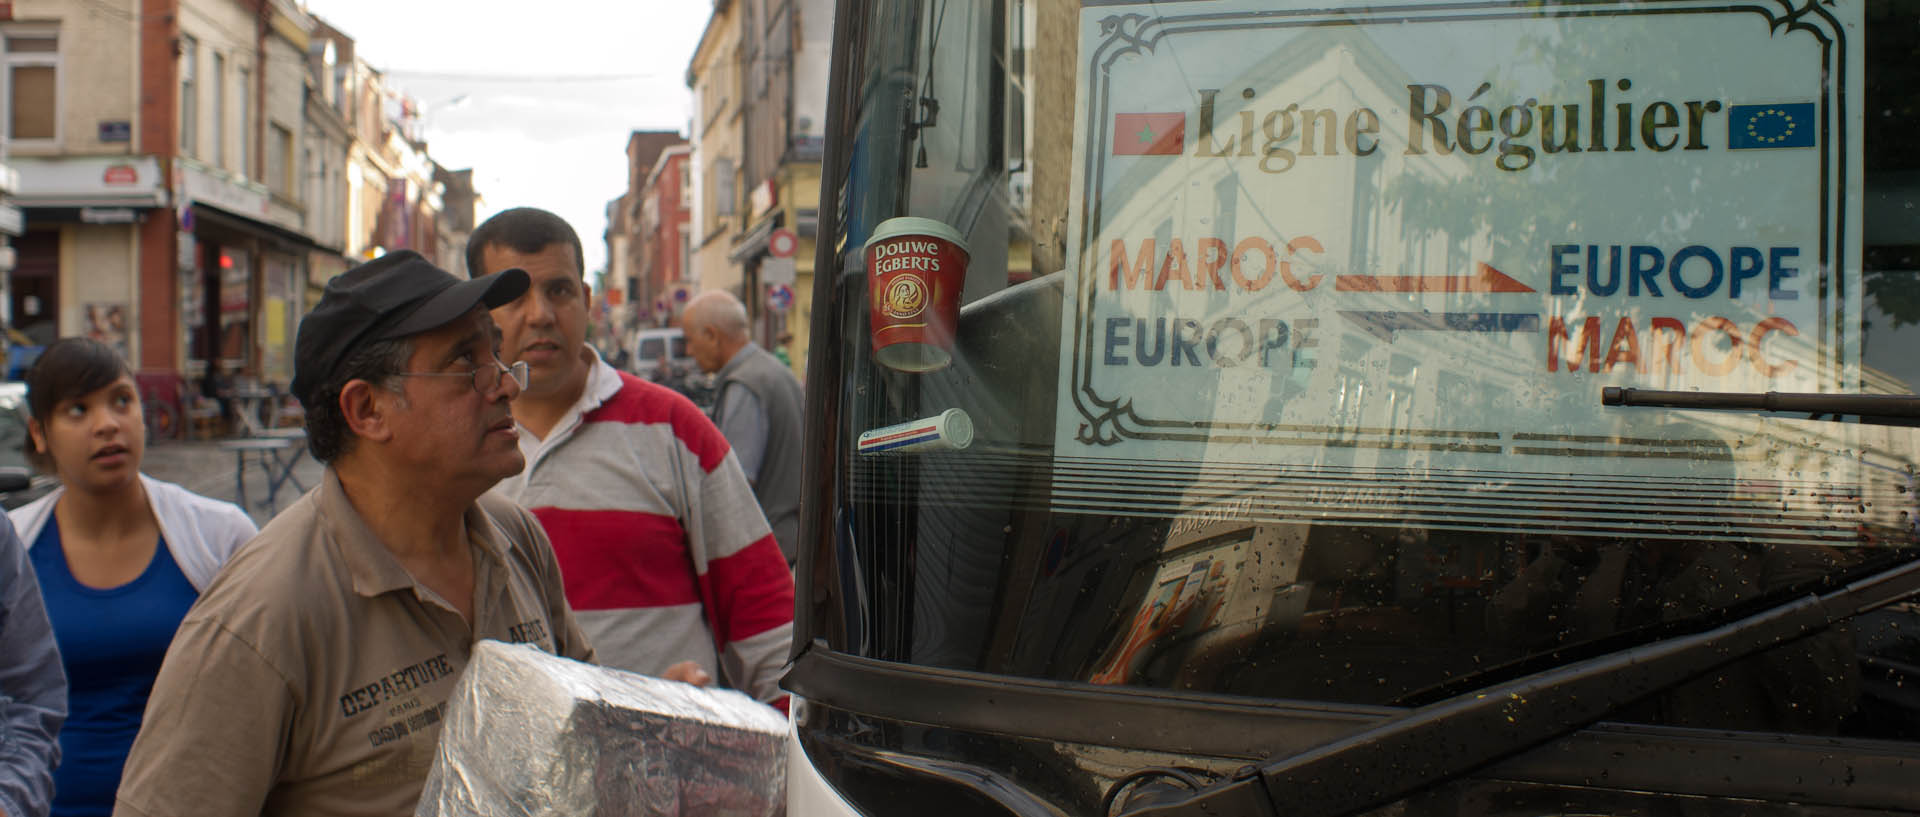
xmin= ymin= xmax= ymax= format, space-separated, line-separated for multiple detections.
xmin=1117 ymin=554 xmax=1920 ymax=817
xmin=1602 ymin=386 xmax=1920 ymax=427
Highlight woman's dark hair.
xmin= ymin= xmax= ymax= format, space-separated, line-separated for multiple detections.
xmin=25 ymin=337 xmax=134 ymax=422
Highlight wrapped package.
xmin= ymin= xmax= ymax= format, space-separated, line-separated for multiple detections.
xmin=416 ymin=640 xmax=788 ymax=817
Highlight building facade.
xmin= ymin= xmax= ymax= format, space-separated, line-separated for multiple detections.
xmin=687 ymin=0 xmax=745 ymax=302
xmin=599 ymin=131 xmax=687 ymax=367
xmin=617 ymin=131 xmax=688 ymax=328
xmin=301 ymin=21 xmax=353 ymax=311
xmin=5 ymin=0 xmax=157 ymax=367
xmin=684 ymin=0 xmax=832 ymax=380
xmin=636 ymin=144 xmax=691 ymax=328
xmin=0 ymin=0 xmax=472 ymax=431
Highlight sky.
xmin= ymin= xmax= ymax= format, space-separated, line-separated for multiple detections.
xmin=300 ymin=0 xmax=712 ymax=276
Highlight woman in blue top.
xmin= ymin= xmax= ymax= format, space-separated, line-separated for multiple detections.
xmin=8 ymin=339 xmax=255 ymax=816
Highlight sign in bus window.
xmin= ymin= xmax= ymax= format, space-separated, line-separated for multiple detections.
xmin=1053 ymin=0 xmax=1900 ymax=546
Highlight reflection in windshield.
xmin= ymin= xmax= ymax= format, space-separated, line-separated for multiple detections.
xmin=821 ymin=0 xmax=1920 ymax=745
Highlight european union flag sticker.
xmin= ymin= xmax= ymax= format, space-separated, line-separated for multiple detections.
xmin=1728 ymin=103 xmax=1817 ymax=149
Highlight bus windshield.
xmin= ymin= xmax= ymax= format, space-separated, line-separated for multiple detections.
xmin=802 ymin=0 xmax=1920 ymax=743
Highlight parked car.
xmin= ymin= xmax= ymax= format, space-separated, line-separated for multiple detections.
xmin=632 ymin=328 xmax=694 ymax=381
xmin=631 ymin=328 xmax=717 ymax=409
xmin=0 ymin=382 xmax=57 ymax=509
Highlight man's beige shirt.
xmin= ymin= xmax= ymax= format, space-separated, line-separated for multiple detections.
xmin=113 ymin=470 xmax=595 ymax=817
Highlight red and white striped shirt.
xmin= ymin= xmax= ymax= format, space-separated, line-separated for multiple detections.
xmin=501 ymin=350 xmax=794 ymax=706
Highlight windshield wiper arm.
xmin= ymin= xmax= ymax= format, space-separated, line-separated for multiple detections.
xmin=1117 ymin=555 xmax=1920 ymax=817
xmin=1602 ymin=386 xmax=1920 ymax=427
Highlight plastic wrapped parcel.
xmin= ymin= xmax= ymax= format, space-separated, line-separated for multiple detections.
xmin=416 ymin=640 xmax=788 ymax=817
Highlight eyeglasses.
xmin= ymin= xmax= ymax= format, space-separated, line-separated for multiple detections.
xmin=393 ymin=355 xmax=529 ymax=395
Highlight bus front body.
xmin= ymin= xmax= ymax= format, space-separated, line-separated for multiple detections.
xmin=788 ymin=1 xmax=1920 ymax=814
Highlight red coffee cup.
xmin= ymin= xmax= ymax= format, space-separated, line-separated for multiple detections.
xmin=864 ymin=216 xmax=969 ymax=372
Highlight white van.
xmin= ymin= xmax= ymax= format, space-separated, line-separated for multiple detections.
xmin=631 ymin=328 xmax=693 ymax=381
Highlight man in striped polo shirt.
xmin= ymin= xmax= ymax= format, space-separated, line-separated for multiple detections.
xmin=468 ymin=208 xmax=794 ymax=708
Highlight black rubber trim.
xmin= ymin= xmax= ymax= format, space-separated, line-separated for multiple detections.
xmin=785 ymin=643 xmax=1920 ymax=810
xmin=784 ymin=641 xmax=1386 ymax=757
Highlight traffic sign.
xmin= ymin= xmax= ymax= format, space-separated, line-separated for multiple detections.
xmin=768 ymin=283 xmax=794 ymax=311
xmin=769 ymin=228 xmax=799 ymax=259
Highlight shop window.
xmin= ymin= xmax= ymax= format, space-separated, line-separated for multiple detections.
xmin=10 ymin=231 xmax=57 ymax=346
xmin=218 ymin=248 xmax=252 ymax=369
xmin=4 ymin=27 xmax=58 ymax=143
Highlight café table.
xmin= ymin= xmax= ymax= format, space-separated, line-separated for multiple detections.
xmin=219 ymin=428 xmax=308 ymax=513
xmin=227 ymin=386 xmax=278 ymax=436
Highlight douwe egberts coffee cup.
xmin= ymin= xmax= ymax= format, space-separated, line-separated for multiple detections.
xmin=864 ymin=216 xmax=969 ymax=372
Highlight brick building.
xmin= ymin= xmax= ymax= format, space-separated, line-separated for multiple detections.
xmin=0 ymin=0 xmax=473 ymax=428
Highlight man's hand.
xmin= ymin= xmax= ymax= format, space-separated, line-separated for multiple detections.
xmin=663 ymin=660 xmax=713 ymax=687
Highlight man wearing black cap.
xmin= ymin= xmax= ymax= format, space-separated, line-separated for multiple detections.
xmin=112 ymin=251 xmax=595 ymax=817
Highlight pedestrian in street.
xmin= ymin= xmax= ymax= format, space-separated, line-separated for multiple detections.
xmin=11 ymin=338 xmax=255 ymax=817
xmin=112 ymin=251 xmax=601 ymax=816
xmin=468 ymin=207 xmax=793 ymax=707
xmin=683 ymin=291 xmax=805 ymax=566
xmin=0 ymin=511 xmax=65 ymax=817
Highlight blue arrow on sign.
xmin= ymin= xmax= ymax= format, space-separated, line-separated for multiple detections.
xmin=1338 ymin=311 xmax=1540 ymax=342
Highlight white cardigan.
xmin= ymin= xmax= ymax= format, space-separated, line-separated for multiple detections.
xmin=9 ymin=474 xmax=258 ymax=592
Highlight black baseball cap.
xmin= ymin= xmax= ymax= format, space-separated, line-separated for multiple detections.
xmin=291 ymin=250 xmax=529 ymax=405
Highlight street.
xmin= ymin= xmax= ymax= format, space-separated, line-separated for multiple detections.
xmin=141 ymin=438 xmax=327 ymax=527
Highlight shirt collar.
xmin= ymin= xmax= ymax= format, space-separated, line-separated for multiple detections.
xmin=320 ymin=468 xmax=510 ymax=599
xmin=519 ymin=346 xmax=621 ymax=434
xmin=580 ymin=345 xmax=624 ymax=410
xmin=512 ymin=346 xmax=624 ymax=473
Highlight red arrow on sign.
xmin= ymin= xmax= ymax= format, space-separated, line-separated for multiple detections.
xmin=1334 ymin=262 xmax=1535 ymax=294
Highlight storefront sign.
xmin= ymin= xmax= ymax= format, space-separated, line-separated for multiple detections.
xmin=178 ymin=159 xmax=276 ymax=227
xmin=177 ymin=158 xmax=304 ymax=234
xmin=80 ymin=207 xmax=138 ymax=224
xmin=11 ymin=156 xmax=165 ymax=208
xmin=1054 ymin=0 xmax=1867 ymax=543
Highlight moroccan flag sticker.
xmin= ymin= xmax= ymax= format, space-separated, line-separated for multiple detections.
xmin=1113 ymin=112 xmax=1185 ymax=155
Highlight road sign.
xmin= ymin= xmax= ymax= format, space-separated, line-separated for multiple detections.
xmin=768 ymin=283 xmax=794 ymax=311
xmin=769 ymin=228 xmax=799 ymax=259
